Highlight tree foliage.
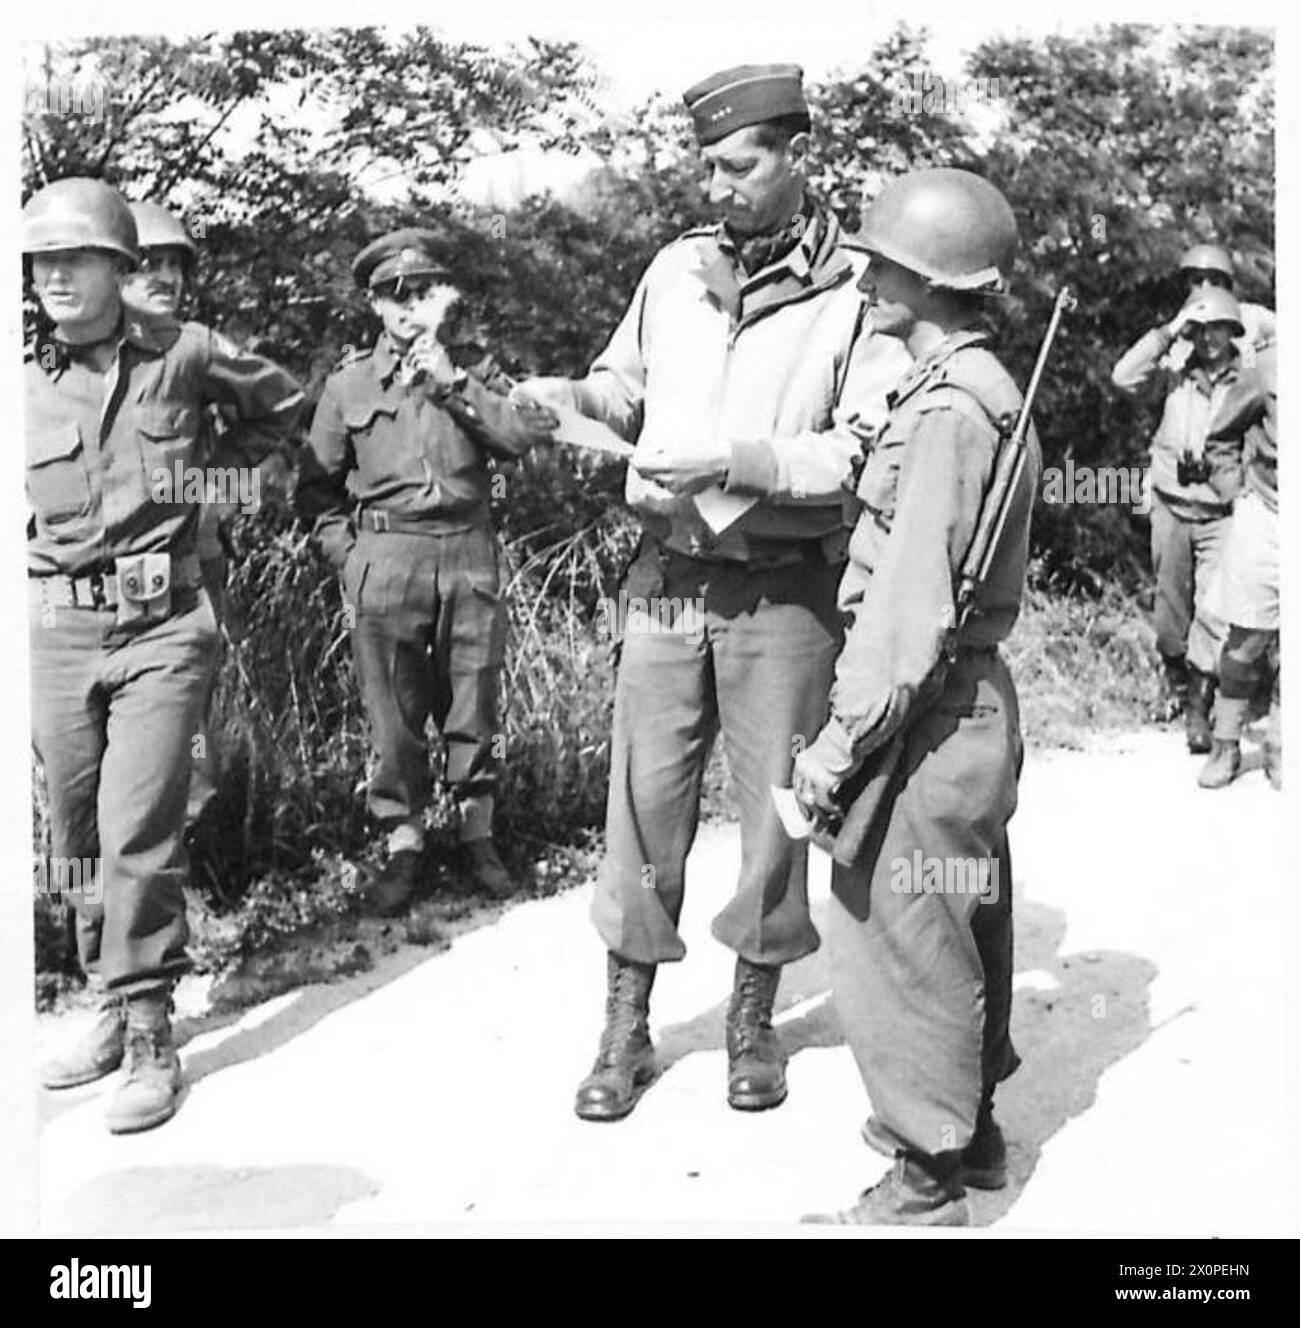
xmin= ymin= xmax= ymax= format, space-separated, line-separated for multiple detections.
xmin=22 ymin=21 xmax=1275 ymax=580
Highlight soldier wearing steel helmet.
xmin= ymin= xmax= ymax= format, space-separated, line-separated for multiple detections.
xmin=1177 ymin=242 xmax=1275 ymax=364
xmin=26 ymin=177 xmax=304 ymax=1132
xmin=1113 ymin=285 xmax=1253 ymax=753
xmin=122 ymin=201 xmax=235 ymax=837
xmin=793 ymin=168 xmax=1039 ymax=1226
xmin=296 ymin=228 xmax=554 ymax=912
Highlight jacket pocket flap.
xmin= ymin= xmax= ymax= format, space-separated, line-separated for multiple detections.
xmin=28 ymin=423 xmax=82 ymax=467
xmin=138 ymin=404 xmax=196 ymax=439
xmin=342 ymin=401 xmax=400 ymax=431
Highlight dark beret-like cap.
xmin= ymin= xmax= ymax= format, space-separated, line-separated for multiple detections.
xmin=682 ymin=63 xmax=808 ymax=146
xmin=351 ymin=228 xmax=451 ymax=291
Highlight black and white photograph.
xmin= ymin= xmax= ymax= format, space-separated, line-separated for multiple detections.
xmin=3 ymin=0 xmax=1295 ymax=1257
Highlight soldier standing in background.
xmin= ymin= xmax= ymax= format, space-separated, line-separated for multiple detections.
xmin=1177 ymin=243 xmax=1275 ymax=363
xmin=121 ymin=201 xmax=228 ymax=834
xmin=1197 ymin=340 xmax=1280 ymax=790
xmin=27 ymin=178 xmax=304 ymax=1131
xmin=297 ymin=229 xmax=554 ymax=912
xmin=1112 ymin=288 xmax=1251 ymax=753
xmin=794 ymin=168 xmax=1038 ymax=1226
xmin=513 ymin=64 xmax=908 ymax=1123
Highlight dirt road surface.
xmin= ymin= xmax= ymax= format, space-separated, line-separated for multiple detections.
xmin=35 ymin=729 xmax=1294 ymax=1236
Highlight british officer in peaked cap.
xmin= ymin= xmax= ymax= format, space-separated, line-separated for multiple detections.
xmin=298 ymin=226 xmax=554 ymax=909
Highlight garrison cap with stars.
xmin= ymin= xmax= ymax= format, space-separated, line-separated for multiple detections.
xmin=682 ymin=63 xmax=808 ymax=146
xmin=351 ymin=228 xmax=452 ymax=293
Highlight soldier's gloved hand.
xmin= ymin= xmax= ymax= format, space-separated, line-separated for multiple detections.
xmin=792 ymin=746 xmax=842 ymax=833
xmin=633 ymin=446 xmax=729 ymax=495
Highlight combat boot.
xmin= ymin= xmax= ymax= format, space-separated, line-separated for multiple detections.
xmin=803 ymin=1150 xmax=970 ymax=1227
xmin=1265 ymin=743 xmax=1282 ymax=791
xmin=960 ymin=1095 xmax=1008 ymax=1190
xmin=1197 ymin=739 xmax=1242 ymax=789
xmin=726 ymin=958 xmax=787 ymax=1111
xmin=106 ymin=992 xmax=183 ymax=1134
xmin=1184 ymin=667 xmax=1215 ymax=754
xmin=1158 ymin=652 xmax=1190 ymax=721
xmin=364 ymin=848 xmax=423 ymax=916
xmin=462 ymin=839 xmax=514 ymax=899
xmin=40 ymin=995 xmax=126 ymax=1090
xmin=574 ymin=953 xmax=656 ymax=1122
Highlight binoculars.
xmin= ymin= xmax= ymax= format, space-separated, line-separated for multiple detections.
xmin=1177 ymin=455 xmax=1212 ymax=487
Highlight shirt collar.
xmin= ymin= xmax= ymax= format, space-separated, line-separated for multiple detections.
xmin=715 ymin=193 xmax=822 ymax=282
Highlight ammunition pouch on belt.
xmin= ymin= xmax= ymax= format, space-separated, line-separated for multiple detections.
xmin=114 ymin=553 xmax=174 ymax=629
xmin=29 ymin=553 xmax=201 ymax=624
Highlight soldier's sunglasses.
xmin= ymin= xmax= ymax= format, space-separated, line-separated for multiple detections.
xmin=377 ymin=281 xmax=440 ymax=306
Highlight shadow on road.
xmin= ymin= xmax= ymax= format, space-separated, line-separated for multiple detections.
xmin=655 ymin=885 xmax=1157 ymax=1227
xmin=51 ymin=1163 xmax=379 ymax=1233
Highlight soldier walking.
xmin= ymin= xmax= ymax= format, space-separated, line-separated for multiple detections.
xmin=513 ymin=64 xmax=908 ymax=1122
xmin=27 ymin=178 xmax=304 ymax=1131
xmin=297 ymin=229 xmax=554 ymax=911
xmin=793 ymin=169 xmax=1039 ymax=1225
xmin=1112 ymin=288 xmax=1252 ymax=752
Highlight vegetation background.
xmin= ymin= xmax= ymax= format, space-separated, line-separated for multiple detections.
xmin=23 ymin=23 xmax=1275 ymax=1002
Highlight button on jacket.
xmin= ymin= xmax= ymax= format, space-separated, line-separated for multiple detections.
xmin=300 ymin=336 xmax=537 ymax=570
xmin=573 ymin=207 xmax=911 ymax=562
xmin=26 ymin=317 xmax=305 ymax=577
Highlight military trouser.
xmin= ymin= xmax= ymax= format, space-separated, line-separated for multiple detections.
xmin=1150 ymin=495 xmax=1229 ymax=674
xmin=345 ymin=522 xmax=505 ymax=840
xmin=592 ymin=542 xmax=842 ymax=967
xmin=185 ymin=550 xmax=228 ymax=831
xmin=30 ymin=587 xmax=218 ymax=997
xmin=1214 ymin=626 xmax=1281 ymax=745
xmin=827 ymin=649 xmax=1022 ymax=1158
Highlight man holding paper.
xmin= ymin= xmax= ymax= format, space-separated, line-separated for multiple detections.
xmin=513 ymin=63 xmax=908 ymax=1122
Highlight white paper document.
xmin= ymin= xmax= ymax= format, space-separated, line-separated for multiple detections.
xmin=770 ymin=785 xmax=813 ymax=841
xmin=693 ymin=486 xmax=757 ymax=534
xmin=549 ymin=403 xmax=636 ymax=459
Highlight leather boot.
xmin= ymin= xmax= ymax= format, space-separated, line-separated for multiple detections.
xmin=364 ymin=848 xmax=423 ymax=916
xmin=1159 ymin=652 xmax=1190 ymax=720
xmin=803 ymin=1150 xmax=970 ymax=1226
xmin=106 ymin=992 xmax=183 ymax=1134
xmin=726 ymin=958 xmax=787 ymax=1111
xmin=1197 ymin=739 xmax=1242 ymax=789
xmin=1184 ymin=667 xmax=1215 ymax=754
xmin=1265 ymin=742 xmax=1282 ymax=791
xmin=960 ymin=1094 xmax=1008 ymax=1190
xmin=574 ymin=954 xmax=657 ymax=1121
xmin=41 ymin=995 xmax=126 ymax=1090
xmin=462 ymin=839 xmax=514 ymax=899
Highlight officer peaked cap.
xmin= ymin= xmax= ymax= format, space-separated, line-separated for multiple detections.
xmin=352 ymin=228 xmax=451 ymax=291
xmin=683 ymin=63 xmax=808 ymax=146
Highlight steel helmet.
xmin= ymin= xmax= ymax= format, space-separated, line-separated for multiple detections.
xmin=858 ymin=168 xmax=1017 ymax=293
xmin=1179 ymin=243 xmax=1234 ymax=278
xmin=129 ymin=201 xmax=197 ymax=262
xmin=22 ymin=177 xmax=139 ymax=267
xmin=1180 ymin=286 xmax=1244 ymax=336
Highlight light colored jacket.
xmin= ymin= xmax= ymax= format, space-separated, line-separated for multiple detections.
xmin=1112 ymin=327 xmax=1245 ymax=520
xmin=575 ymin=208 xmax=910 ymax=562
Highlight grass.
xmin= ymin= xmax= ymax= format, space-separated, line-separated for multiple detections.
xmin=32 ymin=506 xmax=1165 ymax=1010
